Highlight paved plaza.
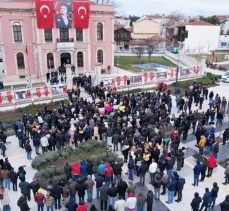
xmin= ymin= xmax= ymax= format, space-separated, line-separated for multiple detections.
xmin=1 ymin=82 xmax=229 ymax=211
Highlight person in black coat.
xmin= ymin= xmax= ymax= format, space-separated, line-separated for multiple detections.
xmin=65 ymin=196 xmax=78 ymax=211
xmin=138 ymin=161 xmax=148 ymax=186
xmin=209 ymin=182 xmax=219 ymax=208
xmin=146 ymin=190 xmax=154 ymax=211
xmin=117 ymin=178 xmax=127 ymax=199
xmin=19 ymin=179 xmax=31 ymax=201
xmin=9 ymin=167 xmax=18 ymax=191
xmin=51 ymin=183 xmax=62 ymax=209
xmin=175 ymin=176 xmax=185 ymax=202
xmin=95 ymin=174 xmax=105 ymax=199
xmin=17 ymin=195 xmax=30 ymax=211
xmin=220 ymin=195 xmax=229 ymax=211
xmin=30 ymin=178 xmax=40 ymax=198
xmin=64 ymin=163 xmax=72 ymax=180
xmin=77 ymin=180 xmax=87 ymax=203
xmin=190 ymin=192 xmax=202 ymax=211
xmin=200 ymin=161 xmax=208 ymax=182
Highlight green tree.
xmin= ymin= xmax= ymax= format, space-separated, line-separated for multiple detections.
xmin=200 ymin=15 xmax=220 ymax=25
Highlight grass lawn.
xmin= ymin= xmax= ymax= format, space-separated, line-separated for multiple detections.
xmin=189 ymin=54 xmax=229 ymax=63
xmin=169 ymin=73 xmax=221 ymax=96
xmin=114 ymin=56 xmax=177 ymax=72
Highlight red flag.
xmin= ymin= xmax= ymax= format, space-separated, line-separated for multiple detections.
xmin=44 ymin=86 xmax=49 ymax=96
xmin=0 ymin=92 xmax=2 ymax=104
xmin=6 ymin=91 xmax=13 ymax=103
xmin=116 ymin=76 xmax=121 ymax=86
xmin=124 ymin=76 xmax=127 ymax=85
xmin=144 ymin=72 xmax=148 ymax=82
xmin=36 ymin=88 xmax=41 ymax=97
xmin=27 ymin=90 xmax=31 ymax=98
xmin=73 ymin=1 xmax=90 ymax=29
xmin=63 ymin=85 xmax=67 ymax=93
xmin=35 ymin=0 xmax=54 ymax=29
xmin=150 ymin=72 xmax=154 ymax=81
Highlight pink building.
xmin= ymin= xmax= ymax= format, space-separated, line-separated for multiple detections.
xmin=0 ymin=0 xmax=114 ymax=82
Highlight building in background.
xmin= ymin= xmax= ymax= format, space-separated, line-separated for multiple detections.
xmin=114 ymin=16 xmax=131 ymax=29
xmin=114 ymin=27 xmax=132 ymax=51
xmin=0 ymin=0 xmax=114 ymax=83
xmin=166 ymin=21 xmax=220 ymax=54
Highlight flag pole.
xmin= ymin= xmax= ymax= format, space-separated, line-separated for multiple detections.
xmin=26 ymin=44 xmax=32 ymax=89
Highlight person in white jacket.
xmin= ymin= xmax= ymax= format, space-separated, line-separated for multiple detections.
xmin=125 ymin=193 xmax=137 ymax=210
xmin=40 ymin=134 xmax=49 ymax=153
xmin=114 ymin=196 xmax=125 ymax=211
xmin=149 ymin=159 xmax=158 ymax=185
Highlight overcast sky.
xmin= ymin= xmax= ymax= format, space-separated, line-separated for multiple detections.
xmin=119 ymin=0 xmax=229 ymax=16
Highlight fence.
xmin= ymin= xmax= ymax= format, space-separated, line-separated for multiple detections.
xmin=0 ymin=84 xmax=68 ymax=106
xmin=103 ymin=66 xmax=202 ymax=87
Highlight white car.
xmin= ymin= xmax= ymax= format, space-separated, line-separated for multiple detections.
xmin=221 ymin=71 xmax=229 ymax=82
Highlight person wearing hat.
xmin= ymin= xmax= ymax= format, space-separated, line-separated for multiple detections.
xmin=84 ymin=175 xmax=95 ymax=203
xmin=125 ymin=193 xmax=137 ymax=210
xmin=34 ymin=188 xmax=45 ymax=211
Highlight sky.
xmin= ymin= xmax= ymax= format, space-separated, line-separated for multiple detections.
xmin=119 ymin=0 xmax=229 ymax=16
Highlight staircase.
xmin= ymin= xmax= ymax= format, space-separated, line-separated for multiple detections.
xmin=164 ymin=50 xmax=200 ymax=68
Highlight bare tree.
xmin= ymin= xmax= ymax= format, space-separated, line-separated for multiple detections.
xmin=168 ymin=11 xmax=186 ymax=21
xmin=146 ymin=40 xmax=160 ymax=62
xmin=92 ymin=0 xmax=121 ymax=11
xmin=132 ymin=46 xmax=145 ymax=60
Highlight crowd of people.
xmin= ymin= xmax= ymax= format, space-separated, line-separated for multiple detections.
xmin=0 ymin=79 xmax=229 ymax=211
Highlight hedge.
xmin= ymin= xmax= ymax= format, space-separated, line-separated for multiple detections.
xmin=32 ymin=141 xmax=121 ymax=187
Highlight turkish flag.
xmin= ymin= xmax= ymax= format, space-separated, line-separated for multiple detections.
xmin=63 ymin=85 xmax=67 ymax=93
xmin=44 ymin=86 xmax=49 ymax=96
xmin=144 ymin=72 xmax=148 ymax=82
xmin=116 ymin=76 xmax=121 ymax=86
xmin=6 ymin=91 xmax=13 ymax=103
xmin=73 ymin=1 xmax=90 ymax=29
xmin=150 ymin=72 xmax=154 ymax=81
xmin=36 ymin=88 xmax=41 ymax=97
xmin=35 ymin=0 xmax=54 ymax=29
xmin=124 ymin=76 xmax=127 ymax=85
xmin=0 ymin=92 xmax=2 ymax=104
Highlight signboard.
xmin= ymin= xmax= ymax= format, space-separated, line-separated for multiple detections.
xmin=157 ymin=72 xmax=167 ymax=79
xmin=180 ymin=69 xmax=190 ymax=76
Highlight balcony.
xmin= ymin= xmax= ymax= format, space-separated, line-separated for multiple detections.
xmin=56 ymin=38 xmax=74 ymax=43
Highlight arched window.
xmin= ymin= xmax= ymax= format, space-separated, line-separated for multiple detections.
xmin=13 ymin=22 xmax=22 ymax=42
xmin=77 ymin=52 xmax=84 ymax=67
xmin=47 ymin=53 xmax=54 ymax=69
xmin=97 ymin=50 xmax=103 ymax=64
xmin=16 ymin=53 xmax=25 ymax=69
xmin=97 ymin=23 xmax=103 ymax=41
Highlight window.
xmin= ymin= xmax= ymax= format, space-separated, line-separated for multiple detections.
xmin=47 ymin=53 xmax=54 ymax=69
xmin=44 ymin=29 xmax=53 ymax=42
xmin=16 ymin=53 xmax=25 ymax=69
xmin=97 ymin=23 xmax=103 ymax=41
xmin=76 ymin=29 xmax=83 ymax=42
xmin=77 ymin=52 xmax=84 ymax=67
xmin=97 ymin=50 xmax=103 ymax=64
xmin=59 ymin=28 xmax=69 ymax=41
xmin=13 ymin=22 xmax=22 ymax=42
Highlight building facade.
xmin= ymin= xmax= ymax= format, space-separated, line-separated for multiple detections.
xmin=0 ymin=0 xmax=114 ymax=83
xmin=114 ymin=27 xmax=131 ymax=51
xmin=166 ymin=21 xmax=220 ymax=54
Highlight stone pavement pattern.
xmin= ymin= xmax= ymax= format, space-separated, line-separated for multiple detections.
xmin=1 ymin=83 xmax=229 ymax=211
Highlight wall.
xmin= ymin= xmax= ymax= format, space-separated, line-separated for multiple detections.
xmin=132 ymin=20 xmax=160 ymax=39
xmin=184 ymin=25 xmax=220 ymax=54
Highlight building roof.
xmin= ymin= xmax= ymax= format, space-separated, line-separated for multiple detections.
xmin=172 ymin=20 xmax=214 ymax=27
xmin=148 ymin=35 xmax=166 ymax=41
xmin=129 ymin=40 xmax=146 ymax=46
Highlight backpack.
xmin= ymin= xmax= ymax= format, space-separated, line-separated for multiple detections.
xmin=18 ymin=171 xmax=24 ymax=179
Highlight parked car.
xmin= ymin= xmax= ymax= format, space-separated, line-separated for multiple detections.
xmin=221 ymin=71 xmax=229 ymax=82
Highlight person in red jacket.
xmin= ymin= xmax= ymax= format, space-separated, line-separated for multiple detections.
xmin=207 ymin=154 xmax=217 ymax=177
xmin=104 ymin=163 xmax=113 ymax=187
xmin=34 ymin=189 xmax=45 ymax=211
xmin=76 ymin=202 xmax=88 ymax=211
xmin=72 ymin=162 xmax=80 ymax=181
